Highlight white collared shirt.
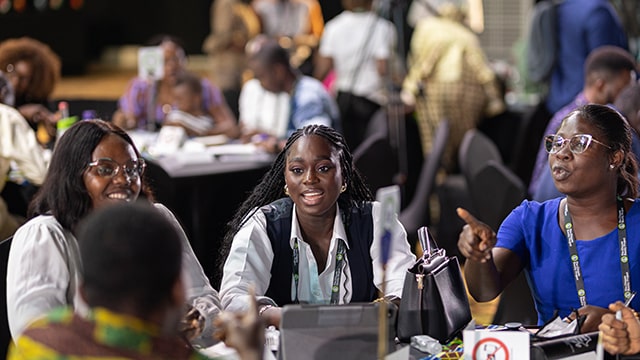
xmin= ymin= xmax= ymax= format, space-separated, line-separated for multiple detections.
xmin=219 ymin=201 xmax=416 ymax=312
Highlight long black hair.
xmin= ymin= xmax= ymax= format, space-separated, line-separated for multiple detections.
xmin=217 ymin=125 xmax=373 ymax=281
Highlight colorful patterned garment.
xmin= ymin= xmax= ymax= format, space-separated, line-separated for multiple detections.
xmin=8 ymin=307 xmax=211 ymax=360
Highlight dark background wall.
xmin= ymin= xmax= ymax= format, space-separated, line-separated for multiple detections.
xmin=0 ymin=0 xmax=344 ymax=75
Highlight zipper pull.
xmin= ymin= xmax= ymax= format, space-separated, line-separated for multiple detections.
xmin=416 ymin=273 xmax=424 ymax=290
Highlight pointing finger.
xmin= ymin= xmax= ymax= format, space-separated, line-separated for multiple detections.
xmin=456 ymin=207 xmax=479 ymax=227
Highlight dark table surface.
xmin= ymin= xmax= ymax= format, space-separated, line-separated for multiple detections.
xmin=145 ymin=152 xmax=274 ymax=287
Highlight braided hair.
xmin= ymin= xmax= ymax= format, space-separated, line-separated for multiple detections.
xmin=217 ymin=125 xmax=373 ymax=283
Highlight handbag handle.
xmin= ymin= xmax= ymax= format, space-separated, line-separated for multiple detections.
xmin=417 ymin=226 xmax=440 ymax=256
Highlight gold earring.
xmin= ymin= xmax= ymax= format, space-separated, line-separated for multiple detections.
xmin=340 ymin=184 xmax=347 ymax=193
xmin=284 ymin=185 xmax=290 ymax=196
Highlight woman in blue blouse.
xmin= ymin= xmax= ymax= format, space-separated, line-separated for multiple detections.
xmin=458 ymin=104 xmax=640 ymax=332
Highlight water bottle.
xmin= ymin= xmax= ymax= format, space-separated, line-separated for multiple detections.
xmin=411 ymin=335 xmax=443 ymax=354
xmin=56 ymin=101 xmax=78 ymax=141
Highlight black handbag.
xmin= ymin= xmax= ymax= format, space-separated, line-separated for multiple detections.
xmin=396 ymin=226 xmax=472 ymax=343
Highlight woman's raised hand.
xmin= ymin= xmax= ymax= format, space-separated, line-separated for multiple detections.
xmin=456 ymin=207 xmax=497 ymax=263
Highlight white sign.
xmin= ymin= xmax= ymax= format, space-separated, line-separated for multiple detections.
xmin=138 ymin=46 xmax=164 ymax=80
xmin=463 ymin=327 xmax=530 ymax=360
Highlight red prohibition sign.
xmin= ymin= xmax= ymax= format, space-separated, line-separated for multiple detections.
xmin=472 ymin=337 xmax=510 ymax=360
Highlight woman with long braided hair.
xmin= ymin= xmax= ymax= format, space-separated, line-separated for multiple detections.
xmin=218 ymin=124 xmax=415 ymax=328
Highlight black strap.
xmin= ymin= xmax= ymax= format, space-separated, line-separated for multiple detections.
xmin=563 ymin=196 xmax=631 ymax=306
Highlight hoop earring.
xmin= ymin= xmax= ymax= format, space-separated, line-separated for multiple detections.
xmin=340 ymin=184 xmax=347 ymax=193
xmin=284 ymin=184 xmax=290 ymax=196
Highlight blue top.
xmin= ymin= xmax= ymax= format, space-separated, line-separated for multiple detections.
xmin=287 ymin=76 xmax=340 ymax=138
xmin=546 ymin=0 xmax=627 ymax=114
xmin=496 ymin=198 xmax=640 ymax=324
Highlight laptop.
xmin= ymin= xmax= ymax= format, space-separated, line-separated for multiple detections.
xmin=278 ymin=302 xmax=397 ymax=360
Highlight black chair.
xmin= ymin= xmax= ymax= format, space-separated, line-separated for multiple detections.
xmin=467 ymin=160 xmax=538 ymax=325
xmin=458 ymin=129 xmax=503 ymax=184
xmin=0 ymin=236 xmax=13 ymax=357
xmin=510 ymin=99 xmax=552 ymax=188
xmin=399 ymin=120 xmax=449 ymax=248
xmin=435 ymin=129 xmax=502 ymax=258
xmin=352 ymin=131 xmax=398 ymax=196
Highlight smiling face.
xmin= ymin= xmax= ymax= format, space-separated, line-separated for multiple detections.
xmin=83 ymin=134 xmax=142 ymax=210
xmin=284 ymin=135 xmax=344 ymax=220
xmin=549 ymin=113 xmax=614 ymax=197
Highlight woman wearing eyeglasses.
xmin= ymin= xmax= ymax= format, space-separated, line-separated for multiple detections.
xmin=6 ymin=120 xmax=221 ymax=345
xmin=458 ymin=104 xmax=640 ymax=332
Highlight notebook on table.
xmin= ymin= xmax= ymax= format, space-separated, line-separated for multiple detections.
xmin=278 ymin=302 xmax=397 ymax=360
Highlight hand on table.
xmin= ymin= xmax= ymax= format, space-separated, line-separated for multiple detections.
xmin=599 ymin=301 xmax=640 ymax=355
xmin=564 ymin=304 xmax=611 ymax=333
xmin=213 ymin=293 xmax=265 ymax=360
xmin=456 ymin=207 xmax=496 ymax=263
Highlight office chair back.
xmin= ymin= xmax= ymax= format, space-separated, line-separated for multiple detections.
xmin=399 ymin=120 xmax=449 ymax=246
xmin=467 ymin=160 xmax=537 ymax=325
xmin=458 ymin=129 xmax=503 ymax=184
xmin=353 ymin=131 xmax=398 ymax=196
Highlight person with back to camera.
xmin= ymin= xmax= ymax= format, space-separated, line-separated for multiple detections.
xmin=0 ymin=37 xmax=61 ymax=147
xmin=218 ymin=124 xmax=416 ymax=328
xmin=112 ymin=35 xmax=240 ymax=138
xmin=457 ymin=104 xmax=640 ymax=332
xmin=314 ymin=0 xmax=397 ymax=151
xmin=8 ymin=202 xmax=213 ymax=359
xmin=6 ymin=120 xmax=221 ymax=346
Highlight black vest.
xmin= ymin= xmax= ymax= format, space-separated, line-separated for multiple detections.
xmin=261 ymin=197 xmax=376 ymax=306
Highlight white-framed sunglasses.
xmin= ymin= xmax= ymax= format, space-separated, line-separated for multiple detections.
xmin=543 ymin=134 xmax=612 ymax=155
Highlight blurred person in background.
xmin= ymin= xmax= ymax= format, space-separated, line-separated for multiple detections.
xmin=202 ymin=0 xmax=261 ymax=117
xmin=314 ymin=0 xmax=397 ymax=150
xmin=243 ymin=38 xmax=339 ymax=153
xmin=401 ymin=0 xmax=504 ymax=172
xmin=0 ymin=72 xmax=47 ymax=239
xmin=0 ymin=37 xmax=61 ymax=148
xmin=113 ymin=35 xmax=240 ymax=138
xmin=253 ymin=0 xmax=324 ymax=75
xmin=165 ymin=71 xmax=216 ymax=137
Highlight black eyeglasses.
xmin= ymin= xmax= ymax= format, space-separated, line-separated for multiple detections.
xmin=543 ymin=134 xmax=612 ymax=155
xmin=86 ymin=158 xmax=146 ymax=180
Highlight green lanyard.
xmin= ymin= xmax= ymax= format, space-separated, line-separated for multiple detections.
xmin=292 ymin=239 xmax=346 ymax=305
xmin=563 ymin=196 xmax=632 ymax=306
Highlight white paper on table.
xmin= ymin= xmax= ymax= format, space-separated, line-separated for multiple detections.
xmin=205 ymin=143 xmax=260 ymax=156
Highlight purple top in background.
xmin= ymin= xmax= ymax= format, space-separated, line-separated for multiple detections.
xmin=117 ymin=76 xmax=223 ymax=128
